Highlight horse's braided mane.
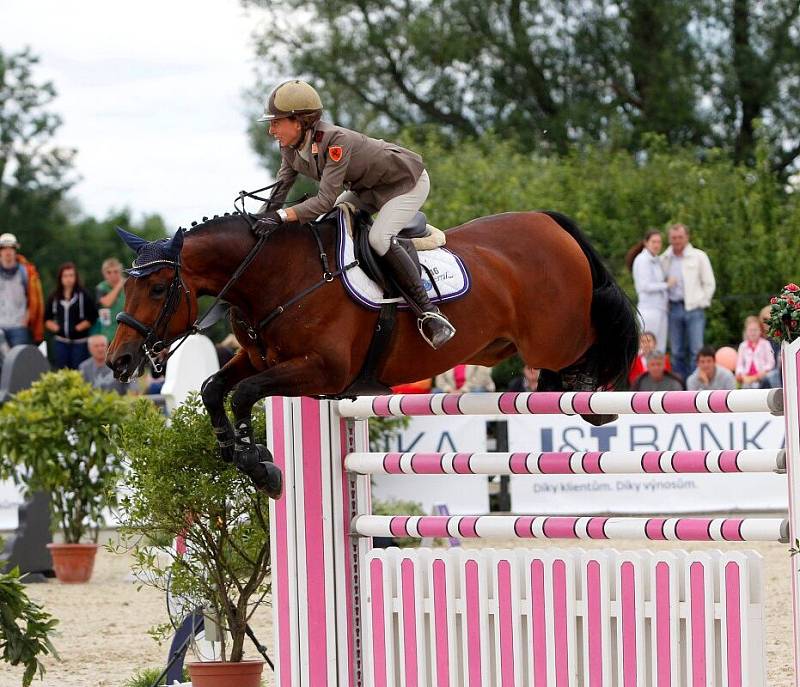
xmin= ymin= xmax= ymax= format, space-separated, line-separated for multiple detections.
xmin=179 ymin=211 xmax=248 ymax=235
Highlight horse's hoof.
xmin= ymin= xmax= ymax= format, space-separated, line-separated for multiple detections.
xmin=581 ymin=413 xmax=618 ymax=426
xmin=257 ymin=460 xmax=284 ymax=499
xmin=235 ymin=445 xmax=284 ymax=499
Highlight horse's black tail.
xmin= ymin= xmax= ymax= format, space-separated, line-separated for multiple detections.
xmin=542 ymin=211 xmax=640 ymax=390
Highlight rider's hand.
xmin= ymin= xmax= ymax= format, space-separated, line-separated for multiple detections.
xmin=253 ymin=210 xmax=284 ymax=236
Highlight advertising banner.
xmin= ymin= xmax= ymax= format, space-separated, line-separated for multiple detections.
xmin=506 ymin=412 xmax=786 ymax=514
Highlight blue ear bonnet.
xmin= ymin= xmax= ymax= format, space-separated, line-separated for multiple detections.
xmin=116 ymin=228 xmax=185 ymax=277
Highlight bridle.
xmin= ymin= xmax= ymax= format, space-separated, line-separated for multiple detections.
xmin=115 ymin=184 xmax=295 ymax=377
xmin=115 ymin=257 xmax=194 ymax=377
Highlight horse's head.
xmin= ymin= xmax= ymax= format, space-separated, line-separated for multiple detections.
xmin=107 ymin=228 xmax=198 ymax=382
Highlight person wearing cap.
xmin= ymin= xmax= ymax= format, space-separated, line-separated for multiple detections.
xmin=255 ymin=79 xmax=455 ymax=350
xmin=0 ymin=232 xmax=45 ymax=346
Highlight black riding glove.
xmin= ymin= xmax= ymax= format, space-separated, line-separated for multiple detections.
xmin=253 ymin=210 xmax=284 ymax=236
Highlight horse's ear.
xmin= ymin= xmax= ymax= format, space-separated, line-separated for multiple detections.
xmin=169 ymin=229 xmax=184 ymax=254
xmin=116 ymin=227 xmax=149 ymax=253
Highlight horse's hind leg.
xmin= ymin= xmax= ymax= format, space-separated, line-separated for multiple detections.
xmin=538 ymin=356 xmax=617 ymax=427
xmin=201 ymin=351 xmax=257 ymax=463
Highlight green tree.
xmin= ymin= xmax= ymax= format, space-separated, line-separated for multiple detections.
xmin=705 ymin=0 xmax=800 ymax=171
xmin=0 ymin=565 xmax=58 ymax=687
xmin=36 ymin=208 xmax=168 ymax=296
xmin=114 ymin=395 xmax=271 ymax=664
xmin=401 ymin=131 xmax=798 ymax=347
xmin=244 ymin=0 xmax=800 ymax=170
xmin=0 ymin=47 xmax=76 ymax=252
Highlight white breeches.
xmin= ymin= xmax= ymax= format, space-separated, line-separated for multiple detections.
xmin=336 ymin=170 xmax=430 ymax=256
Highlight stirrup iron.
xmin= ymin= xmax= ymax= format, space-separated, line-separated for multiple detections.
xmin=417 ymin=311 xmax=456 ymax=350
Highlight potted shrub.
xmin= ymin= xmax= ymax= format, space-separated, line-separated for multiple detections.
xmin=0 ymin=370 xmax=130 ymax=583
xmin=112 ymin=394 xmax=270 ymax=687
xmin=0 ymin=543 xmax=59 ymax=686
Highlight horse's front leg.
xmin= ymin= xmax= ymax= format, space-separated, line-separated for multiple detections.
xmin=201 ymin=351 xmax=258 ymax=463
xmin=229 ymin=354 xmax=335 ymax=498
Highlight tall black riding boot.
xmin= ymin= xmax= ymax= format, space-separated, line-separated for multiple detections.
xmin=382 ymin=237 xmax=455 ymax=349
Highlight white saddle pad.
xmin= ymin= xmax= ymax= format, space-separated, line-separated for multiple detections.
xmin=335 ymin=210 xmax=471 ymax=310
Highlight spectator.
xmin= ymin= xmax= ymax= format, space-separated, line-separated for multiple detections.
xmin=625 ymin=229 xmax=673 ymax=352
xmin=628 ymin=331 xmax=672 ymax=386
xmin=44 ymin=262 xmax=98 ymax=369
xmin=735 ymin=315 xmax=775 ymax=389
xmin=94 ymin=257 xmax=125 ymax=342
xmin=508 ymin=365 xmax=540 ymax=392
xmin=758 ymin=304 xmax=782 ymax=388
xmin=392 ymin=378 xmax=433 ymax=394
xmin=216 ymin=333 xmax=241 ymax=367
xmin=79 ymin=334 xmax=127 ymax=394
xmin=686 ymin=346 xmax=736 ymax=390
xmin=435 ymin=365 xmax=495 ymax=393
xmin=660 ymin=223 xmax=716 ymax=381
xmin=0 ymin=233 xmax=44 ymax=346
xmin=631 ymin=351 xmax=684 ymax=391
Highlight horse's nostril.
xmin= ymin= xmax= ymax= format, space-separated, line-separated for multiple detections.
xmin=112 ymin=354 xmax=132 ymax=378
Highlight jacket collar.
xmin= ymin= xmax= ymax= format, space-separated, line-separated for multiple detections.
xmin=663 ymin=242 xmax=696 ymax=258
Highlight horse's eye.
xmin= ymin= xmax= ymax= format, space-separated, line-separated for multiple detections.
xmin=150 ymin=283 xmax=167 ymax=298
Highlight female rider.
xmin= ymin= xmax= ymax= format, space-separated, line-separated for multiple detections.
xmin=255 ymin=79 xmax=455 ymax=350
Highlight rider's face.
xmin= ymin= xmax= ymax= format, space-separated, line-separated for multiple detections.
xmin=269 ymin=117 xmax=303 ymax=147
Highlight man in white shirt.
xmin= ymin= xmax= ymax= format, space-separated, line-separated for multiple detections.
xmin=660 ymin=224 xmax=716 ymax=381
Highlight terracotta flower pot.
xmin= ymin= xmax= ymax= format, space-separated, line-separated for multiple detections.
xmin=46 ymin=543 xmax=98 ymax=583
xmin=188 ymin=659 xmax=264 ymax=687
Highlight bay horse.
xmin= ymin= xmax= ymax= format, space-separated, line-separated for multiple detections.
xmin=107 ymin=210 xmax=639 ymax=498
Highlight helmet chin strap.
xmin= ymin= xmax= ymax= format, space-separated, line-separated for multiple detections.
xmin=290 ymin=128 xmax=312 ymax=151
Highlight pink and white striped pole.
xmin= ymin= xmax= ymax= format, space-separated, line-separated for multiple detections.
xmin=352 ymin=514 xmax=788 ymax=542
xmin=345 ymin=449 xmax=784 ymax=475
xmin=339 ymin=388 xmax=783 ymax=419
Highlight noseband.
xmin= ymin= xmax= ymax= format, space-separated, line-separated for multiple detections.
xmin=116 ymin=259 xmax=194 ymax=375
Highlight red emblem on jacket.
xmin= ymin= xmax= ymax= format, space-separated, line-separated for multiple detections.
xmin=328 ymin=145 xmax=343 ymax=162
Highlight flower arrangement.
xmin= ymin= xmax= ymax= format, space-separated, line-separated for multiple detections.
xmin=767 ymin=283 xmax=800 ymax=344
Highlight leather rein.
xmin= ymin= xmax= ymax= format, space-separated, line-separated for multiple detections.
xmin=116 ymin=184 xmax=357 ymax=375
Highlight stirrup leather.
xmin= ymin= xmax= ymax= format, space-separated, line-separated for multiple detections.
xmin=417 ymin=311 xmax=456 ymax=349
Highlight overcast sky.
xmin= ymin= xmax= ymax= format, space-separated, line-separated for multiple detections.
xmin=0 ymin=0 xmax=276 ymax=230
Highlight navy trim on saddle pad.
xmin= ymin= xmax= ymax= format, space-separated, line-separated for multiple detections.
xmin=336 ymin=211 xmax=471 ymax=311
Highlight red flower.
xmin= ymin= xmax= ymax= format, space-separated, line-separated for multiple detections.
xmin=786 ymin=283 xmax=800 ymax=292
xmin=770 ymin=296 xmax=778 ymax=304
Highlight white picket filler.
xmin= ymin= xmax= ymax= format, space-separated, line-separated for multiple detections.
xmin=267 ymin=338 xmax=800 ymax=686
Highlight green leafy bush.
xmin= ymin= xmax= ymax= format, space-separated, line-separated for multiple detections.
xmin=404 ymin=131 xmax=800 ymax=347
xmin=123 ymin=666 xmax=188 ymax=687
xmin=113 ymin=394 xmax=270 ymax=663
xmin=0 ymin=370 xmax=130 ymax=543
xmin=0 ymin=564 xmax=58 ymax=687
